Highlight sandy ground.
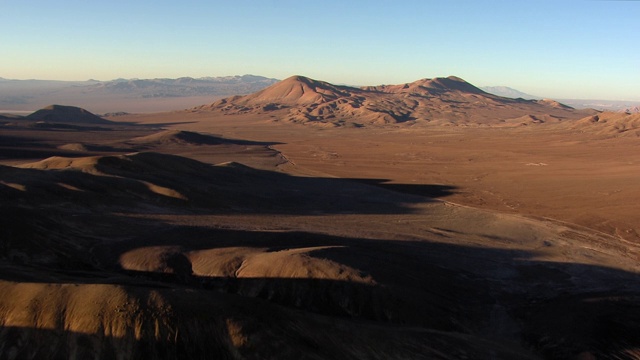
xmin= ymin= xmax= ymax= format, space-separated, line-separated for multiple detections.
xmin=119 ymin=110 xmax=640 ymax=244
xmin=1 ymin=102 xmax=640 ymax=359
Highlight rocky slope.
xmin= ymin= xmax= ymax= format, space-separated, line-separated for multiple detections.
xmin=197 ymin=75 xmax=595 ymax=127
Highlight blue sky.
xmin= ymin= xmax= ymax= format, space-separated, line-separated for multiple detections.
xmin=1 ymin=0 xmax=638 ymax=100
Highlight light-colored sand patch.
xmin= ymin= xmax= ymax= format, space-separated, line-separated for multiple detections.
xmin=0 ymin=181 xmax=26 ymax=191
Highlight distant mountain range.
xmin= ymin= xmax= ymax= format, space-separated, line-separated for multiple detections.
xmin=0 ymin=75 xmax=279 ymax=113
xmin=4 ymin=78 xmax=639 ymax=138
xmin=1 ymin=75 xmax=638 ymax=114
xmin=480 ymin=86 xmax=540 ymax=100
xmin=557 ymin=99 xmax=640 ymax=113
xmin=481 ymin=86 xmax=640 ymax=113
xmin=83 ymin=75 xmax=279 ymax=97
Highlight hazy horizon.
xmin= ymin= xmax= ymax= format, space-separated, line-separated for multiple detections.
xmin=2 ymin=74 xmax=640 ymax=104
xmin=2 ymin=0 xmax=639 ymax=101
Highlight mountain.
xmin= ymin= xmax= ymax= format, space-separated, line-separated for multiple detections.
xmin=365 ymin=76 xmax=487 ymax=95
xmin=623 ymin=106 xmax=640 ymax=114
xmin=558 ymin=99 xmax=640 ymax=112
xmin=199 ymin=75 xmax=593 ymax=127
xmin=481 ymin=87 xmax=640 ymax=112
xmin=85 ymin=75 xmax=278 ymax=97
xmin=480 ymin=86 xmax=540 ymax=100
xmin=233 ymin=75 xmax=354 ymax=105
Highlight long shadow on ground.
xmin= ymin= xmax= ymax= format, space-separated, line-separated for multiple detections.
xmin=1 ymin=211 xmax=640 ymax=359
xmin=1 ymin=132 xmax=639 ymax=359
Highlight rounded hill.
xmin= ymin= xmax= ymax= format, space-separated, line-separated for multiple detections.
xmin=26 ymin=104 xmax=112 ymax=124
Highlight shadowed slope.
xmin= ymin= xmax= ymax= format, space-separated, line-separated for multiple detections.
xmin=126 ymin=130 xmax=280 ymax=147
xmin=0 ymin=277 xmax=541 ymax=360
xmin=26 ymin=104 xmax=113 ymax=124
xmin=127 ymin=130 xmax=237 ymax=146
xmin=2 ymin=121 xmax=640 ymax=358
xmin=3 ymin=206 xmax=640 ymax=359
xmin=3 ymin=142 xmax=640 ymax=358
xmin=3 ymin=152 xmax=443 ymax=214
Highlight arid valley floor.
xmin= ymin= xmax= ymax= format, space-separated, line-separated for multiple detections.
xmin=1 ymin=76 xmax=640 ymax=359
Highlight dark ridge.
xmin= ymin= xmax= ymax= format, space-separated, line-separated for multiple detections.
xmin=26 ymin=104 xmax=113 ymax=124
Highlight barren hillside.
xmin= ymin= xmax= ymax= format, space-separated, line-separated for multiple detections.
xmin=197 ymin=75 xmax=595 ymax=126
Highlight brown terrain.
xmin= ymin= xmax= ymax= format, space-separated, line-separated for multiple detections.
xmin=1 ymin=75 xmax=640 ymax=359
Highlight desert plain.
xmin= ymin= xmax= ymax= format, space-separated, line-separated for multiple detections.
xmin=1 ymin=76 xmax=640 ymax=359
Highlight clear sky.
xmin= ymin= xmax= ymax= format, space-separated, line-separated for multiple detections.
xmin=1 ymin=0 xmax=638 ymax=100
